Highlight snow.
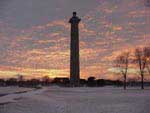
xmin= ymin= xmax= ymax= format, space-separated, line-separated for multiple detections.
xmin=0 ymin=87 xmax=46 ymax=104
xmin=0 ymin=86 xmax=150 ymax=113
xmin=0 ymin=87 xmax=33 ymax=95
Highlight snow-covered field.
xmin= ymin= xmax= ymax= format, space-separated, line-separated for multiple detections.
xmin=0 ymin=86 xmax=149 ymax=113
xmin=0 ymin=87 xmax=33 ymax=96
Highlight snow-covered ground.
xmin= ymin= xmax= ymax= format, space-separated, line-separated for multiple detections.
xmin=0 ymin=87 xmax=33 ymax=96
xmin=0 ymin=86 xmax=149 ymax=113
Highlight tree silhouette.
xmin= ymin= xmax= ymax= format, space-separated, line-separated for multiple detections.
xmin=144 ymin=47 xmax=150 ymax=75
xmin=115 ymin=52 xmax=129 ymax=90
xmin=87 ymin=76 xmax=96 ymax=87
xmin=42 ymin=76 xmax=51 ymax=86
xmin=134 ymin=48 xmax=147 ymax=89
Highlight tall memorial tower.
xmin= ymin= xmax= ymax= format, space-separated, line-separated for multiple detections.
xmin=69 ymin=12 xmax=81 ymax=87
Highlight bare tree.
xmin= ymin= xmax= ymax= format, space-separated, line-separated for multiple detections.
xmin=115 ymin=52 xmax=129 ymax=90
xmin=144 ymin=47 xmax=150 ymax=75
xmin=135 ymin=48 xmax=147 ymax=89
xmin=42 ymin=76 xmax=51 ymax=86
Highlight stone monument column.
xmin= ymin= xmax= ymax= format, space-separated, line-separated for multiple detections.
xmin=69 ymin=12 xmax=81 ymax=87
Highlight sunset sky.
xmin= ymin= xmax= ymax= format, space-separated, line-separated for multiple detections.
xmin=0 ymin=0 xmax=149 ymax=80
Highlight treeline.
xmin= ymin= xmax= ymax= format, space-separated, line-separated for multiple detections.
xmin=51 ymin=77 xmax=122 ymax=87
xmin=0 ymin=78 xmax=49 ymax=88
xmin=1 ymin=76 xmax=150 ymax=88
